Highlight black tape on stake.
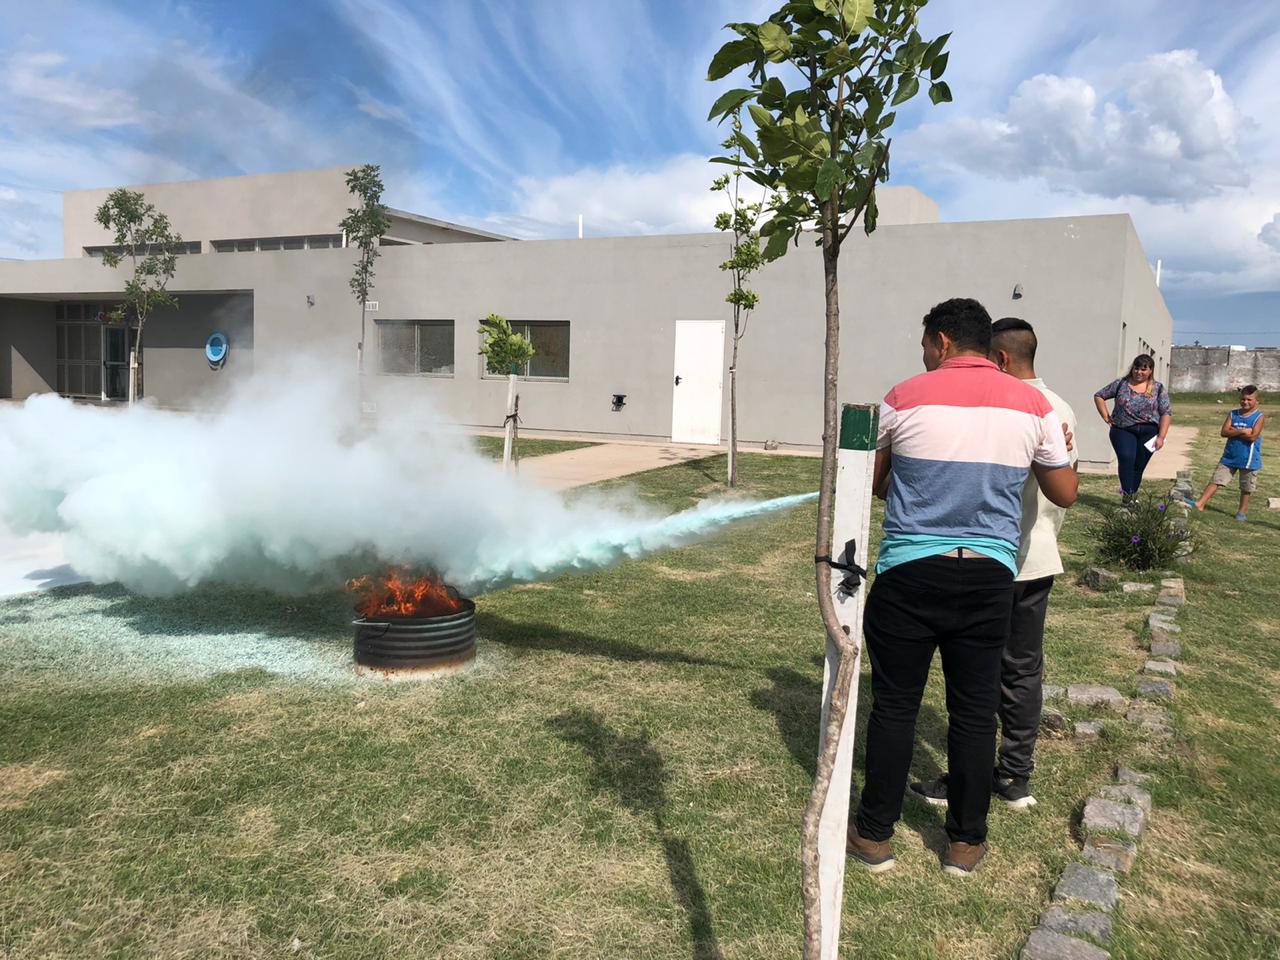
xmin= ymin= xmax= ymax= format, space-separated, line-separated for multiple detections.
xmin=815 ymin=538 xmax=867 ymax=596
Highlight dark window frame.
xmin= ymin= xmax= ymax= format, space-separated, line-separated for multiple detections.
xmin=479 ymin=319 xmax=570 ymax=382
xmin=376 ymin=319 xmax=456 ymax=378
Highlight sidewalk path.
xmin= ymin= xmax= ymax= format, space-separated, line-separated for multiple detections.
xmin=516 ymin=441 xmax=719 ymax=491
xmin=1078 ymin=424 xmax=1196 ymax=482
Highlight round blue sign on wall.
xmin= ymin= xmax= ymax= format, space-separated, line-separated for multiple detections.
xmin=205 ymin=332 xmax=229 ymax=366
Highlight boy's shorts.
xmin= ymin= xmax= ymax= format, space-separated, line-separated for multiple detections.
xmin=1212 ymin=463 xmax=1259 ymax=493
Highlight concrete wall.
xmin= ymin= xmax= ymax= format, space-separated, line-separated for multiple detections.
xmin=140 ymin=293 xmax=255 ymax=406
xmin=1171 ymin=346 xmax=1280 ymax=393
xmin=872 ymin=186 xmax=940 ymax=226
xmin=1116 ymin=220 xmax=1174 ymax=385
xmin=64 ymin=167 xmax=356 ymax=257
xmin=0 ymin=211 xmax=1163 ymax=466
xmin=0 ymin=298 xmax=56 ymax=397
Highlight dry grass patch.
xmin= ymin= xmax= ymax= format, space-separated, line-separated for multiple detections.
xmin=650 ymin=564 xmax=723 ymax=583
xmin=0 ymin=761 xmax=65 ymax=810
xmin=154 ymin=908 xmax=259 ymax=959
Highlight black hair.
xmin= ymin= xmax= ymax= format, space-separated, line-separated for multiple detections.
xmin=1130 ymin=354 xmax=1155 ymax=370
xmin=991 ymin=316 xmax=1038 ymax=364
xmin=922 ymin=298 xmax=993 ymax=353
xmin=1240 ymin=384 xmax=1259 ymax=396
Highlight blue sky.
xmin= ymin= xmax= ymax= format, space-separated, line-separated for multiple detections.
xmin=1 ymin=0 xmax=1277 ymax=345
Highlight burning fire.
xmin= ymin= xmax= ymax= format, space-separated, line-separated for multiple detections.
xmin=347 ymin=568 xmax=466 ymax=619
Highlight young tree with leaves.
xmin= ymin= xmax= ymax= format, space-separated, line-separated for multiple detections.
xmin=340 ymin=164 xmax=392 ymax=374
xmin=93 ymin=190 xmax=184 ymax=403
xmin=711 ymin=107 xmax=764 ymax=488
xmin=478 ymin=313 xmax=536 ymax=470
xmin=708 ymin=2 xmax=951 ymax=955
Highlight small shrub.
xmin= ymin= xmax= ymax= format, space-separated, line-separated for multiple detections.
xmin=1091 ymin=493 xmax=1189 ymax=570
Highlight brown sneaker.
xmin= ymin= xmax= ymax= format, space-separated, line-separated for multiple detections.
xmin=846 ymin=824 xmax=896 ymax=873
xmin=942 ymin=840 xmax=988 ymax=876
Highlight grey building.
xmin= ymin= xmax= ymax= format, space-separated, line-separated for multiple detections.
xmin=1 ymin=167 xmax=1172 ymax=467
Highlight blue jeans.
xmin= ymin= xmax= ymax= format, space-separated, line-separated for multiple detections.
xmin=1110 ymin=423 xmax=1159 ymax=494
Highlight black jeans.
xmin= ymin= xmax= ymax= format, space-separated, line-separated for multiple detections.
xmin=855 ymin=554 xmax=1014 ymax=845
xmin=996 ymin=576 xmax=1055 ymax=781
xmin=1109 ymin=423 xmax=1159 ymax=494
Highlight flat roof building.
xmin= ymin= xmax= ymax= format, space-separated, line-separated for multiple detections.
xmin=0 ymin=167 xmax=1172 ymax=467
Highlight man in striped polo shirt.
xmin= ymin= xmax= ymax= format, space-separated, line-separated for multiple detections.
xmin=846 ymin=298 xmax=1077 ymax=877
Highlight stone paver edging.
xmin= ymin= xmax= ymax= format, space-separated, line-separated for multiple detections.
xmin=1023 ymin=569 xmax=1190 ymax=958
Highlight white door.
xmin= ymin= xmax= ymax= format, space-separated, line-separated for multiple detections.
xmin=671 ymin=320 xmax=725 ymax=444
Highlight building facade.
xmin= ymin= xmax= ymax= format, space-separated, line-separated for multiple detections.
xmin=1 ymin=167 xmax=1173 ymax=467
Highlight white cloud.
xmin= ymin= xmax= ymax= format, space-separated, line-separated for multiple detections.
xmin=483 ymin=154 xmax=728 ymax=239
xmin=912 ymin=50 xmax=1248 ymax=203
xmin=1260 ymin=213 xmax=1280 ymax=253
xmin=3 ymin=51 xmax=153 ymax=129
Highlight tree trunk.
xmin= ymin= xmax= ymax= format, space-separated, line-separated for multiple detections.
xmin=800 ymin=223 xmax=855 ymax=960
xmin=728 ymin=328 xmax=739 ymax=487
xmin=358 ymin=304 xmax=367 ymax=374
xmin=129 ymin=321 xmax=145 ymax=403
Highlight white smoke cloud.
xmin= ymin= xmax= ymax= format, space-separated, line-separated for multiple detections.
xmin=0 ymin=362 xmax=809 ymax=597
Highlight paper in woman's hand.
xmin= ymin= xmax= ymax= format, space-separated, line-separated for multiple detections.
xmin=1143 ymin=436 xmax=1159 ymax=453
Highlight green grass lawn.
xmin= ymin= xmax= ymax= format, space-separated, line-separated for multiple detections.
xmin=469 ymin=436 xmax=598 ymax=460
xmin=0 ymin=397 xmax=1276 ymax=958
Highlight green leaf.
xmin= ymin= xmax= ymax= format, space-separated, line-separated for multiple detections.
xmin=890 ymin=74 xmax=919 ymax=106
xmin=709 ymin=156 xmax=747 ymax=166
xmin=921 ymin=32 xmax=950 ymax=69
xmin=930 ymin=51 xmax=949 ymax=80
xmin=815 ymin=157 xmax=841 ymax=200
xmin=840 ymin=0 xmax=874 ymax=33
xmin=748 ymin=103 xmax=776 ymax=128
xmin=758 ymin=22 xmax=791 ymax=61
xmin=928 ymin=81 xmax=953 ymax=104
xmin=760 ymin=76 xmax=786 ymax=107
xmin=763 ymin=225 xmax=792 ymax=260
xmin=812 ymin=0 xmax=838 ymax=14
xmin=733 ymin=130 xmax=761 ymax=161
xmin=707 ymin=87 xmax=755 ymax=122
xmin=707 ymin=38 xmax=757 ymax=81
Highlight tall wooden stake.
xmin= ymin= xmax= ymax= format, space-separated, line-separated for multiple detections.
xmin=502 ymin=372 xmax=517 ymax=471
xmin=817 ymin=403 xmax=877 ymax=960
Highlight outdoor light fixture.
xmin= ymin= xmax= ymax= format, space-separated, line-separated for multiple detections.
xmin=306 ymin=294 xmax=315 ymax=307
xmin=612 ymin=394 xmax=627 ymax=411
xmin=1012 ymin=283 xmax=1024 ymax=300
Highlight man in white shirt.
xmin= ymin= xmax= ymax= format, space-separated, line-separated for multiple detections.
xmin=910 ymin=317 xmax=1078 ymax=809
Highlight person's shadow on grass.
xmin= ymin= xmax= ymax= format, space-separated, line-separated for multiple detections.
xmin=748 ymin=662 xmax=951 ymax=857
xmin=548 ymin=708 xmax=724 ymax=960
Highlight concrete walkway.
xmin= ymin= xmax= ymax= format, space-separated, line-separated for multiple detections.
xmin=517 ymin=441 xmax=720 ymax=491
xmin=1078 ymin=424 xmax=1196 ymax=482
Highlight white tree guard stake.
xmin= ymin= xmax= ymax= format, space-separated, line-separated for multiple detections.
xmin=818 ymin=403 xmax=878 ymax=960
xmin=502 ymin=373 xmax=517 ymax=471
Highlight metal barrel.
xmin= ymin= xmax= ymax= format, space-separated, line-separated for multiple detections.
xmin=352 ymin=599 xmax=476 ymax=668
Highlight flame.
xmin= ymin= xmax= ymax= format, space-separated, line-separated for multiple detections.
xmin=347 ymin=568 xmax=466 ymax=619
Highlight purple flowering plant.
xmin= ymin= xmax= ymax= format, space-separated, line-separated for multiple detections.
xmin=1092 ymin=491 xmax=1188 ymax=570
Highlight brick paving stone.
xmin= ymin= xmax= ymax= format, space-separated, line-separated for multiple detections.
xmin=1115 ymin=766 xmax=1151 ymax=785
xmin=1074 ymin=721 xmax=1104 ymax=741
xmin=1268 ymin=497 xmax=1280 ymax=510
xmin=1155 ymin=592 xmax=1185 ymax=608
xmin=1159 ymin=577 xmax=1185 ymax=598
xmin=1147 ymin=613 xmax=1181 ymax=633
xmin=1137 ymin=679 xmax=1174 ymax=699
xmin=1083 ymin=835 xmax=1137 ymax=874
xmin=1021 ymin=928 xmax=1110 ymax=960
xmin=1067 ymin=684 xmax=1127 ymax=711
xmin=1083 ymin=567 xmax=1119 ymax=591
xmin=1042 ymin=709 xmax=1069 ymax=734
xmin=1082 ymin=797 xmax=1146 ymax=839
xmin=1127 ymin=702 xmax=1171 ymax=724
xmin=1144 ymin=659 xmax=1178 ymax=676
xmin=1121 ymin=582 xmax=1155 ymax=593
xmin=1097 ymin=784 xmax=1153 ymax=816
xmin=1040 ymin=904 xmax=1115 ymax=944
xmin=1150 ymin=636 xmax=1182 ymax=658
xmin=1043 ymin=683 xmax=1066 ymax=702
xmin=1053 ymin=863 xmax=1120 ymax=910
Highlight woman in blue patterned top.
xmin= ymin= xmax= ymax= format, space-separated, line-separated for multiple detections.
xmin=1093 ymin=354 xmax=1173 ymax=495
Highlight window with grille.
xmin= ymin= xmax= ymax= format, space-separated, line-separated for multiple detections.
xmin=377 ymin=320 xmax=455 ymax=376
